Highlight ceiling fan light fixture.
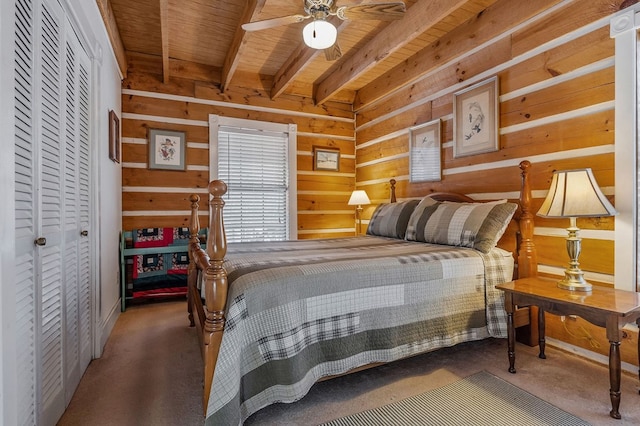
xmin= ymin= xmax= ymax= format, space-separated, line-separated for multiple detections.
xmin=302 ymin=19 xmax=337 ymax=49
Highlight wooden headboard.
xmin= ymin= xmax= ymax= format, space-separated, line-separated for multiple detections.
xmin=387 ymin=160 xmax=537 ymax=280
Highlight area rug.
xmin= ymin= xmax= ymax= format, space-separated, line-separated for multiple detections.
xmin=321 ymin=370 xmax=590 ymax=426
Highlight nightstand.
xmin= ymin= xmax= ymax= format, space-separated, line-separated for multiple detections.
xmin=496 ymin=277 xmax=640 ymax=420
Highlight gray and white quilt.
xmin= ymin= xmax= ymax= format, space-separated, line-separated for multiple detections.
xmin=204 ymin=236 xmax=513 ymax=425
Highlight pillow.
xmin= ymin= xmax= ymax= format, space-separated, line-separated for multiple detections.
xmin=406 ymin=199 xmax=518 ymax=253
xmin=366 ymin=199 xmax=420 ymax=239
xmin=405 ymin=196 xmax=440 ymax=241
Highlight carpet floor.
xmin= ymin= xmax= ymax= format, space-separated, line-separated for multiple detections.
xmin=320 ymin=371 xmax=588 ymax=426
xmin=58 ymin=300 xmax=640 ymax=426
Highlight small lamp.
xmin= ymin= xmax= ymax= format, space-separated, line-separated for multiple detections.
xmin=536 ymin=168 xmax=617 ymax=291
xmin=348 ymin=190 xmax=370 ymax=236
xmin=302 ymin=19 xmax=337 ymax=49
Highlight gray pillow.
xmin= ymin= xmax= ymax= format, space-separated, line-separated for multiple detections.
xmin=366 ymin=199 xmax=420 ymax=239
xmin=406 ymin=199 xmax=518 ymax=253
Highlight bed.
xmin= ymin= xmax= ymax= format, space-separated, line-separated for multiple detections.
xmin=186 ymin=160 xmax=538 ymax=424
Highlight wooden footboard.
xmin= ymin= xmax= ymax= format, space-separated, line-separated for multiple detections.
xmin=188 ymin=161 xmax=537 ymax=415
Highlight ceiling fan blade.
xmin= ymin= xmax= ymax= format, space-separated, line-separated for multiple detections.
xmin=242 ymin=14 xmax=310 ymax=32
xmin=324 ymin=43 xmax=342 ymax=61
xmin=336 ymin=2 xmax=406 ymax=21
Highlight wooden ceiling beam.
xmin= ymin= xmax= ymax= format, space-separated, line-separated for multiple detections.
xmin=159 ymin=0 xmax=169 ymax=84
xmin=353 ymin=0 xmax=558 ymax=111
xmin=314 ymin=0 xmax=470 ymax=105
xmin=221 ymin=0 xmax=267 ymax=92
xmin=271 ymin=16 xmax=345 ymax=100
xmin=96 ymin=0 xmax=128 ymax=78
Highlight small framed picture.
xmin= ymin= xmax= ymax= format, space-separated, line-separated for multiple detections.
xmin=313 ymin=146 xmax=340 ymax=171
xmin=453 ymin=76 xmax=499 ymax=158
xmin=148 ymin=128 xmax=186 ymax=171
xmin=108 ymin=110 xmax=120 ymax=163
xmin=409 ymin=118 xmax=441 ymax=182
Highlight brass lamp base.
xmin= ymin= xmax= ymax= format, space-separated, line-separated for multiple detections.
xmin=557 ymin=272 xmax=592 ymax=292
xmin=558 ymin=218 xmax=592 ymax=292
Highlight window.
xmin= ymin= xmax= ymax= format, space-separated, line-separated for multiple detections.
xmin=209 ymin=116 xmax=297 ymax=242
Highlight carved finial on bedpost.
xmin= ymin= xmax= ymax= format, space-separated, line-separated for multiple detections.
xmin=390 ymin=179 xmax=397 ymax=203
xmin=203 ymin=180 xmax=228 ymax=407
xmin=518 ymin=161 xmax=538 ymax=278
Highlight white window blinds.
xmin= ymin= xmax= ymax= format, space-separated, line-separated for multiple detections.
xmin=216 ymin=125 xmax=292 ymax=242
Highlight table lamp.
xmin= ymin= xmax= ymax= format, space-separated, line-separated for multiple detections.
xmin=536 ymin=168 xmax=617 ymax=291
xmin=348 ymin=190 xmax=370 ymax=236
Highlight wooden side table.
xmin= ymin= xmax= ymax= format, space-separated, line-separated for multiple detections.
xmin=496 ymin=277 xmax=640 ymax=420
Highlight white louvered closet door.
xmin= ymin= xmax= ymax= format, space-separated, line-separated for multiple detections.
xmin=13 ymin=0 xmax=93 ymax=424
xmin=62 ymin=18 xmax=92 ymax=405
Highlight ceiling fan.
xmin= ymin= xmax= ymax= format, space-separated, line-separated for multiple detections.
xmin=242 ymin=0 xmax=406 ymax=60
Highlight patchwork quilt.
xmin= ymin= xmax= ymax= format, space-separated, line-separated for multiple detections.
xmin=130 ymin=227 xmax=191 ymax=292
xmin=203 ymin=236 xmax=513 ymax=425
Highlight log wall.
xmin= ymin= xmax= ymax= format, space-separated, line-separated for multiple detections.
xmin=353 ymin=0 xmax=629 ymax=361
xmin=120 ymin=61 xmax=356 ymax=238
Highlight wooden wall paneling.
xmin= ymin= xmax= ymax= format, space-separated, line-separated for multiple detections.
xmin=510 ymin=0 xmax=622 ymax=58
xmin=357 ymin=135 xmax=409 ymax=166
xmin=356 ymin=107 xmax=434 ymax=146
xmin=297 ymin=136 xmax=354 ymax=155
xmin=122 ymin=215 xmax=207 ymax=231
xmin=297 ymin=175 xmax=354 ymax=192
xmin=500 ymin=69 xmax=614 ymax=128
xmin=356 ymin=160 xmax=408 ymax=184
xmin=122 ymin=168 xmax=209 ymax=188
xmin=122 ymin=192 xmax=207 ymax=212
xmin=194 ymin=81 xmax=354 ymax=119
xmin=122 ymin=95 xmax=355 ymax=137
xmin=445 ymin=112 xmax=615 ymax=166
xmin=356 ymin=37 xmax=511 ymax=128
xmin=534 ymin=235 xmax=614 ymax=275
xmin=122 ymin=67 xmax=356 ymax=235
xmin=298 ymin=194 xmax=353 ymax=212
xmin=121 ymin=118 xmax=209 ymax=141
xmin=298 ymin=214 xmax=355 ymax=232
xmin=298 ymin=232 xmax=357 ymax=240
xmin=501 ymin=27 xmax=613 ymax=94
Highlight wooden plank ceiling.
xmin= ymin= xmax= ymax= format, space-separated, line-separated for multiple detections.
xmin=99 ymin=0 xmax=500 ymax=106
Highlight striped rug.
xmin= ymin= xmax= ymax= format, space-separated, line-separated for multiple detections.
xmin=321 ymin=371 xmax=590 ymax=426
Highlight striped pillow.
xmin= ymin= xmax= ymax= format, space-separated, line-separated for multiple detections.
xmin=366 ymin=199 xmax=420 ymax=239
xmin=404 ymin=196 xmax=439 ymax=241
xmin=406 ymin=200 xmax=518 ymax=253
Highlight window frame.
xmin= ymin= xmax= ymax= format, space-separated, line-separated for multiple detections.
xmin=209 ymin=115 xmax=298 ymax=241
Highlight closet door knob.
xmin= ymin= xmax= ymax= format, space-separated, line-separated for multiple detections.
xmin=81 ymin=230 xmax=89 ymax=237
xmin=34 ymin=237 xmax=47 ymax=246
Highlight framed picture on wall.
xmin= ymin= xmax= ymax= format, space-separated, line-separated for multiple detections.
xmin=108 ymin=110 xmax=120 ymax=163
xmin=409 ymin=118 xmax=441 ymax=182
xmin=148 ymin=128 xmax=186 ymax=171
xmin=313 ymin=146 xmax=340 ymax=171
xmin=453 ymin=76 xmax=499 ymax=158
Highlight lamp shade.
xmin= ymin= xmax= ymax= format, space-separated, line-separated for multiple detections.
xmin=302 ymin=19 xmax=337 ymax=49
xmin=348 ymin=190 xmax=370 ymax=206
xmin=537 ymin=168 xmax=617 ymax=218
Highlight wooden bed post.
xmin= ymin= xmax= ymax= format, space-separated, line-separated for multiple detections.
xmin=517 ymin=160 xmax=538 ymax=278
xmin=389 ymin=179 xmax=397 ymax=203
xmin=187 ymin=194 xmax=201 ymax=327
xmin=203 ymin=180 xmax=228 ymax=413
